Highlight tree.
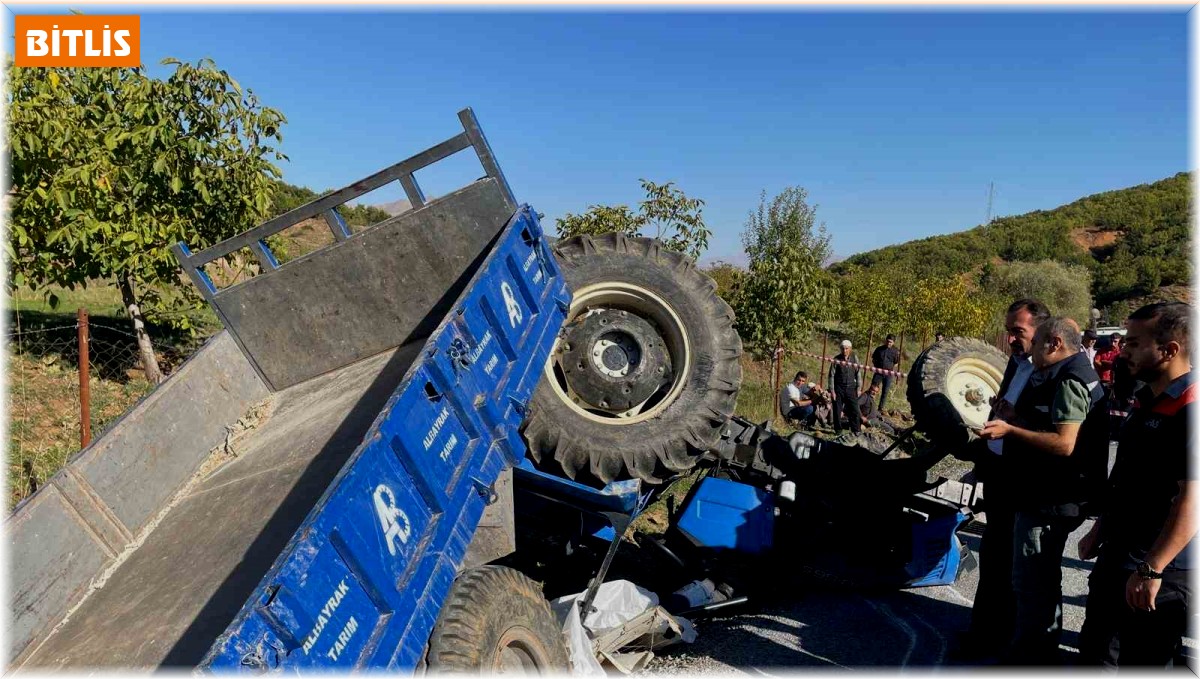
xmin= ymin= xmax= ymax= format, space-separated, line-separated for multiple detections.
xmin=836 ymin=265 xmax=915 ymax=347
xmin=700 ymin=261 xmax=745 ymax=305
xmin=7 ymin=58 xmax=286 ymax=382
xmin=909 ymin=276 xmax=996 ymax=340
xmin=979 ymin=260 xmax=1093 ymax=328
xmin=734 ymin=187 xmax=837 ymax=350
xmin=741 ymin=186 xmax=832 ymax=267
xmin=555 ymin=179 xmax=712 ymax=260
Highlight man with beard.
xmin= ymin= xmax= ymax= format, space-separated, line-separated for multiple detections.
xmin=1078 ymin=302 xmax=1195 ymax=668
xmin=955 ymin=299 xmax=1050 ymax=661
xmin=980 ymin=316 xmax=1109 ymax=664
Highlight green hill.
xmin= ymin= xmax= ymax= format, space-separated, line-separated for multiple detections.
xmin=268 ymin=179 xmax=392 ymax=226
xmin=832 ymin=172 xmax=1191 ymax=310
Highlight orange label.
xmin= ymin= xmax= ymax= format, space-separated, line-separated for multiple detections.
xmin=14 ymin=15 xmax=140 ymax=67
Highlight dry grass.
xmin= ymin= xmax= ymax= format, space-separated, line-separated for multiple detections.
xmin=7 ymin=351 xmax=155 ymax=509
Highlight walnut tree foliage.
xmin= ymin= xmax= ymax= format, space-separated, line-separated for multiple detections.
xmin=6 ymin=57 xmax=286 ymax=330
xmin=555 ymin=179 xmax=712 ymax=260
xmin=733 ymin=187 xmax=838 ymax=351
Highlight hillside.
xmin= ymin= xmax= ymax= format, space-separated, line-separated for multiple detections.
xmin=833 ymin=173 xmax=1192 ymax=310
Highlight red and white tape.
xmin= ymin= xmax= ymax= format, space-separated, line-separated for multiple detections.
xmin=773 ymin=347 xmax=906 ymax=379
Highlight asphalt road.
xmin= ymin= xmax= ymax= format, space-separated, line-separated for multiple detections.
xmin=646 ymin=444 xmax=1197 ymax=672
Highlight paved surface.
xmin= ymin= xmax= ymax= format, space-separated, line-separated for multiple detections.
xmin=646 ymin=445 xmax=1197 ymax=672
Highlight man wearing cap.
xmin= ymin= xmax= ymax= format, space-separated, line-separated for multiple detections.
xmin=870 ymin=334 xmax=902 ymax=412
xmin=828 ymin=339 xmax=862 ymax=434
xmin=1082 ymin=329 xmax=1099 ymax=363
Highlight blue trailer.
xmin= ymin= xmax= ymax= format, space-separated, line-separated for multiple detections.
xmin=7 ymin=108 xmax=983 ymax=674
xmin=8 ymin=109 xmax=601 ymax=672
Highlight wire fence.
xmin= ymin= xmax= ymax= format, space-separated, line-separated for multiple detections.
xmin=7 ymin=309 xmax=198 ymax=508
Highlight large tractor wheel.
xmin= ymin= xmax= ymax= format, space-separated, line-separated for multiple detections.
xmin=522 ymin=233 xmax=742 ymax=485
xmin=906 ymin=338 xmax=1007 ymax=449
xmin=426 ymin=566 xmax=568 ymax=674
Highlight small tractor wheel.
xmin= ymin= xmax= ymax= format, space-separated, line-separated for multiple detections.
xmin=906 ymin=337 xmax=1007 ymax=449
xmin=426 ymin=566 xmax=568 ymax=674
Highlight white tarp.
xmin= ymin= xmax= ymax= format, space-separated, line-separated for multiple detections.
xmin=550 ymin=580 xmax=696 ymax=675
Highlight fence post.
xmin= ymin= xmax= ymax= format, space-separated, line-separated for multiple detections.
xmin=820 ymin=330 xmax=829 ymax=389
xmin=898 ymin=332 xmax=906 ymax=375
xmin=773 ymin=338 xmax=783 ymax=419
xmin=78 ymin=307 xmax=91 ymax=448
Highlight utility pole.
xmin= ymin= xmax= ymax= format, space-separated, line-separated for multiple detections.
xmin=986 ymin=181 xmax=995 ymax=224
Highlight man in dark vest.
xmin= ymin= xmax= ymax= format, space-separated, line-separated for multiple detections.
xmin=980 ymin=316 xmax=1109 ymax=665
xmin=1077 ymin=302 xmax=1195 ymax=668
xmin=827 ymin=339 xmax=862 ymax=434
xmin=956 ymin=298 xmax=1050 ymax=662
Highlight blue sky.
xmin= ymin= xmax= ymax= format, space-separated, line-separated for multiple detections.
xmin=4 ymin=8 xmax=1190 ymax=263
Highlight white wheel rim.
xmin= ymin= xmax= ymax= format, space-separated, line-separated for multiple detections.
xmin=545 ymin=282 xmax=691 ymax=425
xmin=944 ymin=357 xmax=1003 ymax=428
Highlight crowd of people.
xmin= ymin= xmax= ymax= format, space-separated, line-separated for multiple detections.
xmin=778 ymin=333 xmax=917 ymax=435
xmin=961 ymin=298 xmax=1193 ymax=668
xmin=777 ymin=299 xmax=1194 ymax=669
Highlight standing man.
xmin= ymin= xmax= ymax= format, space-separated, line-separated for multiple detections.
xmin=980 ymin=316 xmax=1110 ymax=665
xmin=1078 ymin=302 xmax=1195 ymax=668
xmin=828 ymin=339 xmax=862 ymax=435
xmin=956 ymin=299 xmax=1049 ymax=661
xmin=870 ymin=334 xmax=901 ymax=412
xmin=1095 ymin=334 xmax=1121 ymax=391
xmin=1082 ymin=329 xmax=1099 ymax=363
xmin=779 ymin=371 xmax=815 ymax=424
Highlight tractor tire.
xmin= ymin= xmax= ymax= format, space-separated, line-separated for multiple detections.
xmin=906 ymin=337 xmax=1007 ymax=450
xmin=426 ymin=566 xmax=568 ymax=674
xmin=522 ymin=233 xmax=742 ymax=485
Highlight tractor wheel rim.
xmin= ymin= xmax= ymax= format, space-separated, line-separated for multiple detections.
xmin=545 ymin=282 xmax=691 ymax=424
xmin=945 ymin=357 xmax=1003 ymax=428
xmin=493 ymin=627 xmax=547 ymax=674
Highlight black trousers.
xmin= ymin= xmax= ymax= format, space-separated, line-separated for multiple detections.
xmin=967 ymin=503 xmax=1016 ymax=656
xmin=1078 ymin=559 xmax=1193 ymax=668
xmin=871 ymin=373 xmax=895 ymax=411
xmin=832 ymin=384 xmax=861 ymax=434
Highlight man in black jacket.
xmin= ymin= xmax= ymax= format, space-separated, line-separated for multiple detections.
xmin=1078 ymin=302 xmax=1195 ymax=668
xmin=870 ymin=334 xmax=901 ymax=412
xmin=980 ymin=316 xmax=1109 ymax=665
xmin=957 ymin=298 xmax=1050 ymax=662
xmin=828 ymin=339 xmax=862 ymax=434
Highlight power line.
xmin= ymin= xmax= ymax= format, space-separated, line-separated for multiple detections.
xmin=985 ymin=181 xmax=995 ymax=224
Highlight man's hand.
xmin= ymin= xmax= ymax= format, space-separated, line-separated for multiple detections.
xmin=1078 ymin=523 xmax=1102 ymax=560
xmin=979 ymin=420 xmax=1012 ymax=440
xmin=1126 ymin=572 xmax=1162 ymax=612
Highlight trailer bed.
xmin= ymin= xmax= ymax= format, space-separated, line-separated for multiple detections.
xmin=22 ymin=344 xmax=420 ymax=667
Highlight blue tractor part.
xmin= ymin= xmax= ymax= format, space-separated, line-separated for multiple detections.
xmin=675 ymin=477 xmax=774 ymax=555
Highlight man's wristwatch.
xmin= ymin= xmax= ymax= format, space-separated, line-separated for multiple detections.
xmin=1136 ymin=561 xmax=1164 ymax=580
